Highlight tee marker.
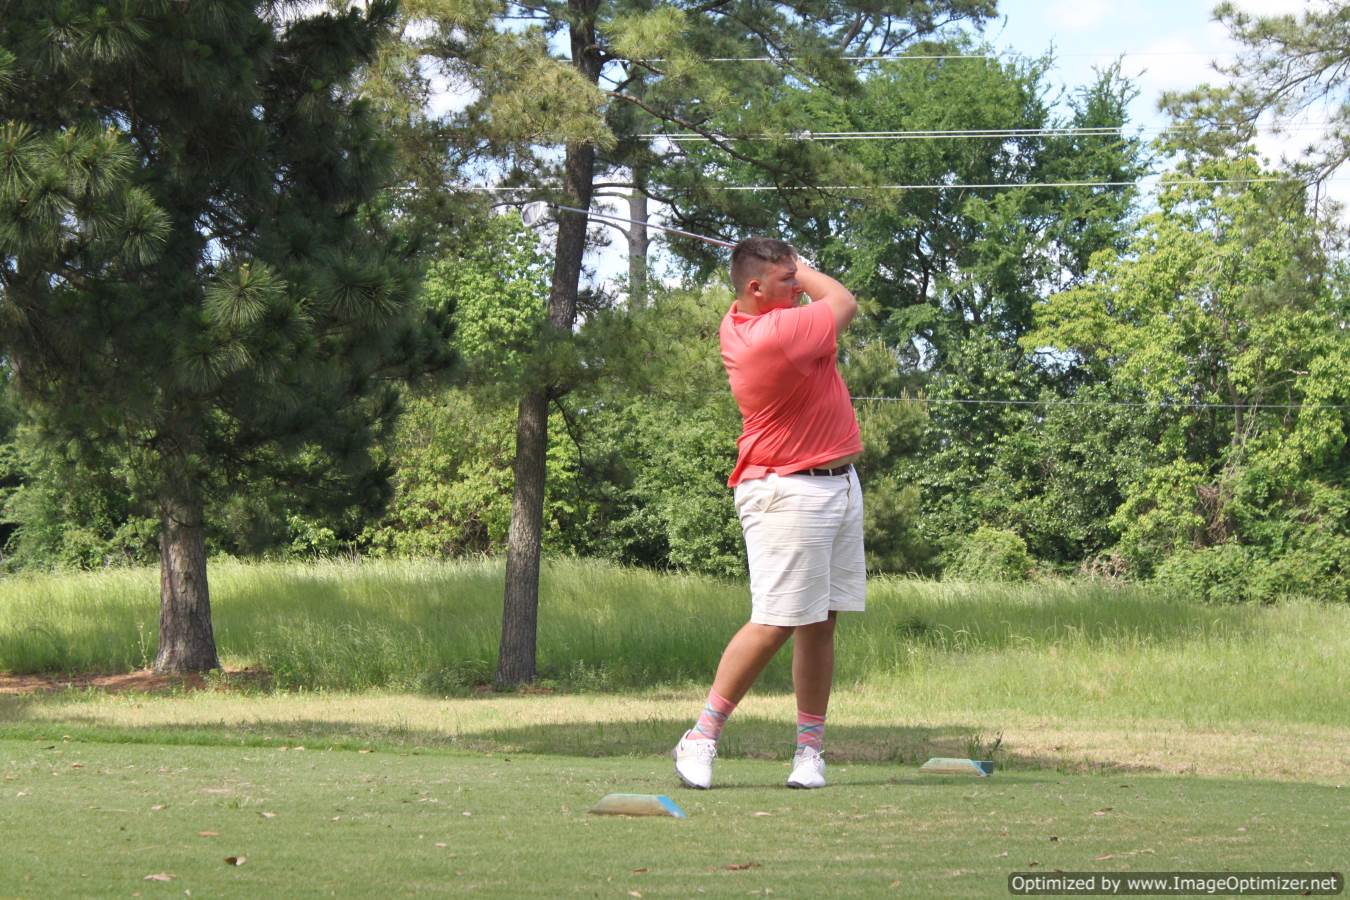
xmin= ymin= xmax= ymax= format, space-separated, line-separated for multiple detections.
xmin=919 ymin=757 xmax=996 ymax=776
xmin=589 ymin=793 xmax=687 ymax=818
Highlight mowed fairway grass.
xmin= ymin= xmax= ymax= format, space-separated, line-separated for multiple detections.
xmin=1 ymin=558 xmax=1348 ymax=897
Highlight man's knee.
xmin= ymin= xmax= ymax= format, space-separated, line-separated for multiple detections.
xmin=795 ymin=614 xmax=837 ymax=637
xmin=746 ymin=622 xmax=795 ymax=644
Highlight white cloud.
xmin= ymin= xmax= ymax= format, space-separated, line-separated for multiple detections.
xmin=1128 ymin=30 xmax=1233 ymax=105
xmin=1229 ymin=0 xmax=1325 ymax=17
xmin=1045 ymin=0 xmax=1115 ymax=32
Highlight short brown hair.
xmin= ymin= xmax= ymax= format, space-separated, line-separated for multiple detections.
xmin=730 ymin=237 xmax=796 ymax=295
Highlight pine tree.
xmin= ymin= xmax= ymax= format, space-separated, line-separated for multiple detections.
xmin=0 ymin=1 xmax=446 ymax=671
xmin=1161 ymin=1 xmax=1350 ymax=182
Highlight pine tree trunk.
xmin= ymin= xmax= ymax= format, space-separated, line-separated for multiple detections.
xmin=154 ymin=461 xmax=219 ymax=674
xmin=497 ymin=388 xmax=549 ymax=685
xmin=495 ymin=0 xmax=601 ymax=687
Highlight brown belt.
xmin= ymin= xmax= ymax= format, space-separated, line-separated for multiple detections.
xmin=795 ymin=465 xmax=852 ymax=477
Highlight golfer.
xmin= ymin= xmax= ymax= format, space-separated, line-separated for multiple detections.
xmin=674 ymin=238 xmax=863 ymax=790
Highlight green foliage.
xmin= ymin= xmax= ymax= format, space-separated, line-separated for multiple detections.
xmin=898 ymin=329 xmax=1040 ymax=563
xmin=0 ymin=1 xmax=1342 ymax=612
xmin=424 ymin=215 xmax=550 ymax=388
xmin=947 ymin=526 xmax=1034 ymax=581
xmin=1028 ymin=158 xmax=1350 ymax=594
xmin=538 ymin=286 xmax=749 ymax=576
xmin=361 ymin=389 xmax=515 ymax=557
xmin=1148 ymin=540 xmax=1348 ymax=606
xmin=842 ymin=337 xmax=931 ymax=572
xmin=359 ymin=387 xmax=604 ymax=561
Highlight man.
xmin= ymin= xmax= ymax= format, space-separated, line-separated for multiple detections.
xmin=673 ymin=237 xmax=864 ymax=790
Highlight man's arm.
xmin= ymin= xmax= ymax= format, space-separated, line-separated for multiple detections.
xmin=795 ymin=258 xmax=856 ymax=333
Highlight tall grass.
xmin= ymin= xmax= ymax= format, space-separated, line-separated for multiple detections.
xmin=1 ymin=558 xmax=1347 ymax=725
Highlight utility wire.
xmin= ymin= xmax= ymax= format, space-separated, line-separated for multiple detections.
xmin=713 ymin=176 xmax=1310 ymax=191
xmin=849 ymin=396 xmax=1349 ymax=411
xmin=641 ymin=123 xmax=1333 ymax=143
xmin=634 ymin=50 xmax=1238 ymax=64
xmin=458 ymin=175 xmax=1328 ymax=193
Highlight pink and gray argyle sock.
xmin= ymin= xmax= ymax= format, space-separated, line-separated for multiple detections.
xmin=796 ymin=710 xmax=826 ymax=753
xmin=690 ymin=688 xmax=737 ymax=742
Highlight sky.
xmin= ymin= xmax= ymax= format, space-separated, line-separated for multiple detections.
xmin=995 ymin=0 xmax=1338 ymax=169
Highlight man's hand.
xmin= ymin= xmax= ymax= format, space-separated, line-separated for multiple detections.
xmin=795 ymin=257 xmax=856 ymax=333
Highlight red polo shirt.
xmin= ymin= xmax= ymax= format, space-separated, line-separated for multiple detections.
xmin=719 ymin=299 xmax=862 ymax=487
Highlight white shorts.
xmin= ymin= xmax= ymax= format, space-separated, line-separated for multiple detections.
xmin=734 ymin=467 xmax=866 ymax=627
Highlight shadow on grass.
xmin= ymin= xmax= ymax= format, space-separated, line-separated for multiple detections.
xmin=0 ymin=695 xmax=1163 ymax=777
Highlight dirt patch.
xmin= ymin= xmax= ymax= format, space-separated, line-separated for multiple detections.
xmin=0 ymin=667 xmax=269 ymax=696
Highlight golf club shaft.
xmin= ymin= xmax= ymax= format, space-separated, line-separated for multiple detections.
xmin=551 ymin=203 xmax=736 ymax=249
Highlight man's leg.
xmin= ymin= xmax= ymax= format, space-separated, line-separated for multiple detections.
xmin=685 ymin=622 xmax=793 ymax=744
xmin=787 ymin=612 xmax=836 ymax=789
xmin=791 ymin=612 xmax=837 ymax=716
xmin=711 ymin=622 xmax=795 ymax=703
xmin=674 ymin=622 xmax=792 ymax=789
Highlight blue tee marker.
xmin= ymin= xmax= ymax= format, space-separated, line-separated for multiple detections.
xmin=589 ymin=793 xmax=688 ymax=818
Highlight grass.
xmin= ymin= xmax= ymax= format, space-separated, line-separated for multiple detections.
xmin=4 ymin=686 xmax=1348 ymax=784
xmin=1 ymin=737 xmax=1345 ymax=898
xmin=1 ymin=557 xmax=1348 ymax=728
xmin=1 ymin=558 xmax=1348 ymax=895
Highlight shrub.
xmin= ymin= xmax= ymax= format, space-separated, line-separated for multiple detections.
xmin=1156 ymin=536 xmax=1349 ymax=604
xmin=1153 ymin=543 xmax=1260 ymax=603
xmin=947 ymin=526 xmax=1033 ymax=581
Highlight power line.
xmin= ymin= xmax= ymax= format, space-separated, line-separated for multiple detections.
xmin=642 ymin=53 xmax=994 ymax=63
xmin=713 ymin=176 xmax=1310 ymax=191
xmin=641 ymin=123 xmax=1333 ymax=143
xmin=850 ymin=396 xmax=1349 ymax=411
xmin=457 ymin=176 xmax=1322 ymax=193
xmin=635 ymin=50 xmax=1237 ymax=64
xmin=464 ymin=175 xmax=1328 ymax=192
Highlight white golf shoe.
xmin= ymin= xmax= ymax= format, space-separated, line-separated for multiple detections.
xmin=673 ymin=731 xmax=717 ymax=789
xmin=786 ymin=745 xmax=826 ymax=789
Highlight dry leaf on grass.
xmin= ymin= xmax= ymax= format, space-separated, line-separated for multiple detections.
xmin=632 ymin=867 xmax=648 ymax=874
xmin=224 ymin=856 xmax=246 ymax=866
xmin=259 ymin=811 xmax=277 ymax=819
xmin=198 ymin=831 xmax=219 ymax=838
xmin=143 ymin=873 xmax=174 ymax=882
xmin=724 ymin=862 xmax=760 ymax=871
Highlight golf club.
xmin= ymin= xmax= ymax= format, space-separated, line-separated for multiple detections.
xmin=520 ymin=200 xmax=736 ymax=249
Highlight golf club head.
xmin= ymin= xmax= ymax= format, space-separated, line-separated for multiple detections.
xmin=520 ymin=201 xmax=550 ymax=227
